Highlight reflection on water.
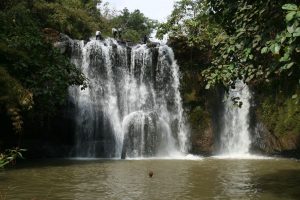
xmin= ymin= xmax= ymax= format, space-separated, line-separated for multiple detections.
xmin=216 ymin=160 xmax=258 ymax=199
xmin=0 ymin=158 xmax=300 ymax=200
xmin=259 ymin=169 xmax=300 ymax=199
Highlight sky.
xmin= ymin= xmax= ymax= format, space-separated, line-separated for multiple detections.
xmin=103 ymin=0 xmax=177 ymax=22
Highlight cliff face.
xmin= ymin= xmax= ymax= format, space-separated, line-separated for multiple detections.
xmin=168 ymin=37 xmax=219 ymax=156
xmin=2 ymin=33 xmax=298 ymax=159
xmin=170 ymin=38 xmax=300 ymax=158
xmin=250 ymin=81 xmax=300 ymax=157
xmin=181 ymin=76 xmax=300 ymax=158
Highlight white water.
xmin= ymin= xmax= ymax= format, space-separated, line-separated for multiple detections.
xmin=69 ymin=39 xmax=189 ymax=158
xmin=219 ymin=80 xmax=252 ymax=157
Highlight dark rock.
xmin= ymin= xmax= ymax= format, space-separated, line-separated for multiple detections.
xmin=53 ymin=33 xmax=74 ymax=55
xmin=251 ymin=123 xmax=282 ymax=154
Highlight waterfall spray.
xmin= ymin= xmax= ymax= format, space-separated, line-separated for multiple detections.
xmin=69 ymin=39 xmax=189 ymax=158
xmin=219 ymin=80 xmax=252 ymax=156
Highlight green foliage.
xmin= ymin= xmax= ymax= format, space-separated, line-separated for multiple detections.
xmin=203 ymin=0 xmax=288 ymax=88
xmin=0 ymin=67 xmax=33 ymax=133
xmin=0 ymin=148 xmax=26 ymax=168
xmin=0 ymin=0 xmax=158 ymax=154
xmin=188 ymin=106 xmax=210 ymax=130
xmin=157 ymin=0 xmax=220 ymax=48
xmin=159 ymin=0 xmax=300 ymax=91
xmin=258 ymin=91 xmax=300 ymax=137
xmin=109 ymin=8 xmax=158 ymax=42
xmin=0 ymin=0 xmax=87 ymax=133
xmin=32 ymin=0 xmax=103 ymax=39
xmin=122 ymin=29 xmax=141 ymax=43
xmin=184 ymin=89 xmax=198 ymax=103
xmin=161 ymin=0 xmax=300 ymax=141
xmin=0 ymin=0 xmax=160 ymax=159
xmin=261 ymin=4 xmax=300 ymax=77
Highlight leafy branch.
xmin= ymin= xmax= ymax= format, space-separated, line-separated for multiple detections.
xmin=0 ymin=148 xmax=26 ymax=168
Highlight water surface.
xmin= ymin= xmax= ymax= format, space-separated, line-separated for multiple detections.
xmin=1 ymin=158 xmax=300 ymax=200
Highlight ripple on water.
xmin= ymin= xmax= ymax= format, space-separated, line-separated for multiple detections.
xmin=1 ymin=158 xmax=300 ymax=200
xmin=212 ymin=153 xmax=272 ymax=160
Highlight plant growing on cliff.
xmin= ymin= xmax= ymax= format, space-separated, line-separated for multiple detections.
xmin=0 ymin=67 xmax=33 ymax=133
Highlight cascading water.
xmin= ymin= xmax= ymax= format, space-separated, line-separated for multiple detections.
xmin=69 ymin=39 xmax=189 ymax=158
xmin=219 ymin=80 xmax=252 ymax=156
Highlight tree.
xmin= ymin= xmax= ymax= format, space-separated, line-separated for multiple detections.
xmin=0 ymin=0 xmax=87 ymax=133
xmin=109 ymin=8 xmax=158 ymax=42
xmin=158 ymin=0 xmax=300 ymax=90
xmin=203 ymin=0 xmax=300 ymax=89
xmin=32 ymin=0 xmax=103 ymax=39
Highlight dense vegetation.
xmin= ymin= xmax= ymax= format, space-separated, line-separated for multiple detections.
xmin=158 ymin=0 xmax=300 ymax=153
xmin=0 ymin=0 xmax=95 ymax=167
xmin=158 ymin=0 xmax=299 ymax=89
xmin=107 ymin=8 xmax=158 ymax=42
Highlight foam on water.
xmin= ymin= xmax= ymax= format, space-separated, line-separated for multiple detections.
xmin=126 ymin=154 xmax=203 ymax=160
xmin=213 ymin=154 xmax=271 ymax=160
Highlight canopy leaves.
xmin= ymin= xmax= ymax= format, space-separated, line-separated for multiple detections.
xmin=158 ymin=0 xmax=300 ymax=90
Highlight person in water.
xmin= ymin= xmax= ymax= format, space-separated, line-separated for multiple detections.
xmin=148 ymin=170 xmax=153 ymax=178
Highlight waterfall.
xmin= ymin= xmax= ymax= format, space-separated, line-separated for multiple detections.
xmin=219 ymin=80 xmax=252 ymax=156
xmin=69 ymin=39 xmax=189 ymax=158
